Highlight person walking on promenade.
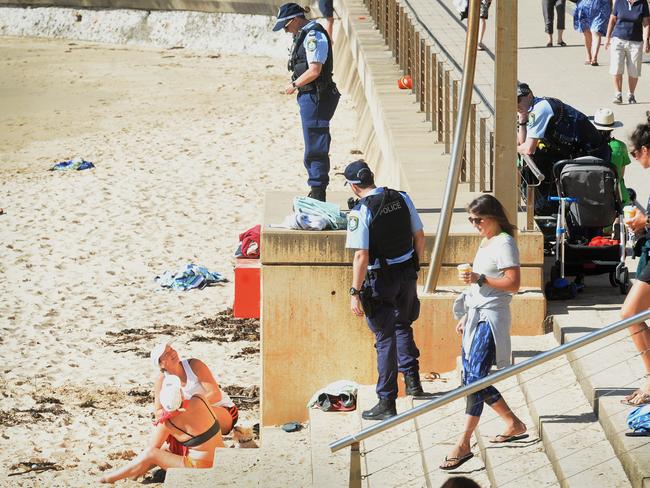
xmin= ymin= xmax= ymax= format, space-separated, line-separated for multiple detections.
xmin=590 ymin=107 xmax=632 ymax=205
xmin=440 ymin=195 xmax=526 ymax=471
xmin=343 ymin=160 xmax=431 ymax=420
xmin=319 ymin=0 xmax=334 ymax=40
xmin=621 ymin=112 xmax=650 ymax=406
xmin=542 ymin=0 xmax=567 ymax=47
xmin=273 ymin=2 xmax=340 ymax=202
xmin=517 ymin=82 xmax=611 ymax=162
xmin=604 ymin=0 xmax=650 ymax=104
xmin=478 ymin=0 xmax=492 ymax=50
xmin=574 ymin=0 xmax=611 ymax=65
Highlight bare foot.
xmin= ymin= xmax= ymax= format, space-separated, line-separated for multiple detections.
xmin=440 ymin=444 xmax=473 ymax=470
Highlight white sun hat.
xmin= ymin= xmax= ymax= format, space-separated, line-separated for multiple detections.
xmin=159 ymin=375 xmax=183 ymax=412
xmin=150 ymin=341 xmax=170 ymax=369
xmin=590 ymin=108 xmax=623 ymax=131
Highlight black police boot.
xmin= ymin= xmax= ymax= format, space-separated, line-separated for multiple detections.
xmin=307 ymin=186 xmax=326 ymax=202
xmin=404 ymin=370 xmax=436 ymax=399
xmin=361 ymin=398 xmax=397 ymax=421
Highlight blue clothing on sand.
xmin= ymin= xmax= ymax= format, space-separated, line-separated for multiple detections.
xmin=156 ymin=264 xmax=228 ymax=291
xmin=574 ymin=0 xmax=611 ymax=35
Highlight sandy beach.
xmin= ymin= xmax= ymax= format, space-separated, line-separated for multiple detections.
xmin=0 ymin=36 xmax=358 ymax=486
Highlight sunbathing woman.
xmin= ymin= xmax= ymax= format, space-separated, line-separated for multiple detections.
xmin=150 ymin=342 xmax=238 ymax=435
xmin=100 ymin=375 xmax=224 ymax=483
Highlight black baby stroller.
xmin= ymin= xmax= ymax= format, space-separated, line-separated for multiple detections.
xmin=545 ymin=156 xmax=630 ymax=299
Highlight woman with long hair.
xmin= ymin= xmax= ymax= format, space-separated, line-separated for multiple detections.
xmin=621 ymin=112 xmax=650 ymax=406
xmin=440 ymin=194 xmax=526 ymax=471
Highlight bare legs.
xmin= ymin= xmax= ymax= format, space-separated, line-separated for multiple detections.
xmin=557 ymin=29 xmax=564 ymax=45
xmin=100 ymin=447 xmax=186 ymax=483
xmin=478 ymin=18 xmax=487 ymax=49
xmin=621 ymin=280 xmax=650 ymax=403
xmin=613 ymin=73 xmax=623 ymax=93
xmin=628 ymin=76 xmax=639 ymax=96
xmin=441 ymin=398 xmax=526 ymax=468
xmin=592 ymin=32 xmax=602 ymax=64
xmin=583 ymin=30 xmax=593 ymax=63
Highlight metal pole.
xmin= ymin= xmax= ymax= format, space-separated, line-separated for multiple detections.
xmin=331 ymin=309 xmax=650 ymax=453
xmin=424 ymin=0 xmax=481 ymax=293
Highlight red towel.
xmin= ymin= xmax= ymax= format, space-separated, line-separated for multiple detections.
xmin=588 ymin=236 xmax=620 ymax=247
xmin=239 ymin=225 xmax=261 ymax=258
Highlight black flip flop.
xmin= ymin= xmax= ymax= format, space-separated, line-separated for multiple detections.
xmin=439 ymin=452 xmax=474 ymax=471
xmin=625 ymin=430 xmax=650 ymax=437
xmin=489 ymin=433 xmax=529 ymax=443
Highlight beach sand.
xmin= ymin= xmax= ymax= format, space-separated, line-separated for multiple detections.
xmin=0 ymin=37 xmax=358 ymax=486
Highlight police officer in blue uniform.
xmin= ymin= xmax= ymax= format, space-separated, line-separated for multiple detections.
xmin=343 ymin=160 xmax=432 ymax=420
xmin=516 ymin=81 xmax=611 ymax=162
xmin=273 ymin=3 xmax=340 ymax=202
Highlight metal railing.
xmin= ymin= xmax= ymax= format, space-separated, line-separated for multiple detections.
xmin=363 ymin=0 xmax=495 ymax=193
xmin=330 ymin=309 xmax=650 ymax=487
xmin=519 ymin=154 xmax=546 ymax=231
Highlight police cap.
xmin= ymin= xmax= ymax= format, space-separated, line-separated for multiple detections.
xmin=272 ymin=3 xmax=306 ymax=31
xmin=517 ymin=82 xmax=531 ymax=98
xmin=340 ymin=160 xmax=374 ymax=185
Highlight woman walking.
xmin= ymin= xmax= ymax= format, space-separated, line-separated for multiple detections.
xmin=543 ymin=0 xmax=567 ymax=47
xmin=604 ymin=0 xmax=650 ymax=104
xmin=574 ymin=0 xmax=612 ymax=65
xmin=621 ymin=112 xmax=650 ymax=406
xmin=440 ymin=195 xmax=526 ymax=471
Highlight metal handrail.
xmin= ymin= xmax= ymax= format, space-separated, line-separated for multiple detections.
xmin=520 ymin=154 xmax=545 ymax=186
xmin=330 ymin=309 xmax=650 ymax=453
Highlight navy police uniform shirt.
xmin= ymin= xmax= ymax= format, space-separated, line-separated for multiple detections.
xmin=345 ymin=187 xmax=423 ymax=269
xmin=301 ymin=20 xmax=329 ymax=65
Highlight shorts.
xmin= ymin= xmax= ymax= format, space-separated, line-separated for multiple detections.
xmin=480 ymin=0 xmax=491 ymax=19
xmin=609 ymin=38 xmax=644 ymax=77
xmin=227 ymin=404 xmax=239 ymax=428
xmin=319 ymin=0 xmax=334 ymax=18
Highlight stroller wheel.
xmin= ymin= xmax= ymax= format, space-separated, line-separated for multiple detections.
xmin=619 ymin=267 xmax=630 ymax=295
xmin=609 ymin=271 xmax=618 ymax=288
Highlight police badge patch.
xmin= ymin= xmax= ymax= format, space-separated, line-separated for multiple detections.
xmin=348 ymin=215 xmax=359 ymax=231
xmin=306 ymin=38 xmax=317 ymax=52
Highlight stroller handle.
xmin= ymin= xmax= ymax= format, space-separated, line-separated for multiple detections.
xmin=548 ymin=196 xmax=578 ymax=203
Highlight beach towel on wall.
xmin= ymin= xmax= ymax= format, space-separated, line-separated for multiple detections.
xmin=238 ymin=225 xmax=261 ymax=258
xmin=155 ymin=264 xmax=228 ymax=291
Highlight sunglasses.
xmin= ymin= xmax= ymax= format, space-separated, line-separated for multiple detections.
xmin=283 ymin=17 xmax=296 ymax=31
xmin=468 ymin=217 xmax=484 ymax=225
xmin=630 ymin=148 xmax=639 ymax=158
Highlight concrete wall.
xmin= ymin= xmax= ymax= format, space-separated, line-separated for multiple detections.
xmin=0 ymin=0 xmax=280 ymax=15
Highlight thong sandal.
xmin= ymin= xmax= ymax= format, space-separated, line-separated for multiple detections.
xmin=489 ymin=432 xmax=529 ymax=443
xmin=439 ymin=452 xmax=474 ymax=471
xmin=621 ymin=391 xmax=650 ymax=407
xmin=625 ymin=429 xmax=650 ymax=437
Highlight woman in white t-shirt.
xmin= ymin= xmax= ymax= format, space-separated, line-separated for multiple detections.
xmin=150 ymin=342 xmax=238 ymax=436
xmin=440 ymin=194 xmax=526 ymax=471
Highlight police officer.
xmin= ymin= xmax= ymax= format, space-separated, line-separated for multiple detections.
xmin=343 ymin=160 xmax=432 ymax=421
xmin=273 ymin=3 xmax=340 ymax=202
xmin=517 ymin=82 xmax=611 ymax=162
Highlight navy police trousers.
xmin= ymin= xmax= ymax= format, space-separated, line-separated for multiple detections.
xmin=297 ymin=87 xmax=340 ymax=189
xmin=364 ymin=264 xmax=421 ymax=400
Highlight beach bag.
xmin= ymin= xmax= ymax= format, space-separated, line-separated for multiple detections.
xmin=315 ymin=392 xmax=357 ymax=412
xmin=293 ymin=197 xmax=347 ymax=230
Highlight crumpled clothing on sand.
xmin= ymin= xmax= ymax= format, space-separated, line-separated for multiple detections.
xmin=155 ymin=264 xmax=228 ymax=291
xmin=50 ymin=157 xmax=95 ymax=171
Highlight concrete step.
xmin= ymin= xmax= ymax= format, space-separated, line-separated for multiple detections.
xmin=164 ymin=426 xmax=311 ymax=487
xmin=454 ymin=356 xmax=559 ymax=487
xmin=410 ymin=374 xmax=491 ymax=487
xmin=512 ymin=334 xmax=629 ymax=487
xmin=555 ymin=319 xmax=649 ymax=488
xmin=309 ymin=405 xmax=363 ymax=486
xmin=357 ymin=385 xmax=427 ymax=488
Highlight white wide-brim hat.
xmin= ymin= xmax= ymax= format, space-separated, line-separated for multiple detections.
xmin=150 ymin=341 xmax=171 ymax=369
xmin=159 ymin=374 xmax=183 ymax=412
xmin=589 ymin=108 xmax=623 ymax=131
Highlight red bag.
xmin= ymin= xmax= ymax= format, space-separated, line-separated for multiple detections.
xmin=239 ymin=225 xmax=261 ymax=258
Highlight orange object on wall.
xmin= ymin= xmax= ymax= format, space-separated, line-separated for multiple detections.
xmin=233 ymin=258 xmax=260 ymax=319
xmin=397 ymin=75 xmax=412 ymax=89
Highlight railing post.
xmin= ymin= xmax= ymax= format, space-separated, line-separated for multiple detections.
xmin=425 ymin=44 xmax=432 ymax=121
xmin=444 ymin=69 xmax=450 ymax=154
xmin=469 ymin=103 xmax=477 ymax=191
xmin=414 ymin=30 xmax=421 ymax=100
xmin=526 ymin=186 xmax=535 ymax=230
xmin=419 ymin=39 xmax=426 ymax=112
xmin=479 ymin=117 xmax=487 ymax=191
xmin=437 ymin=61 xmax=444 ymax=143
xmin=349 ymin=442 xmax=362 ymax=488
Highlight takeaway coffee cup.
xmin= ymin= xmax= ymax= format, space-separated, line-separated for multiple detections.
xmin=623 ymin=205 xmax=637 ymax=222
xmin=457 ymin=263 xmax=472 ymax=281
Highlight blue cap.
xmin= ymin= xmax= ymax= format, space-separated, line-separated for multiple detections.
xmin=341 ymin=160 xmax=373 ymax=185
xmin=272 ymin=3 xmax=306 ymax=31
xmin=517 ymin=82 xmax=531 ymax=98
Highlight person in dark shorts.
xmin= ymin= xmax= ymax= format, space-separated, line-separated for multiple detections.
xmin=620 ymin=111 xmax=650 ymax=406
xmin=319 ymin=0 xmax=334 ymax=40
